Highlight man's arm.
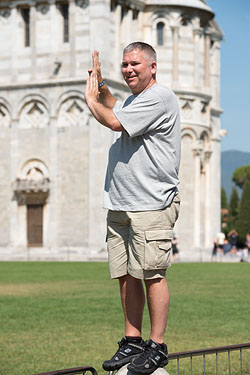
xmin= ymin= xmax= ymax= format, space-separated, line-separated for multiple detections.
xmin=85 ymin=71 xmax=124 ymax=131
xmin=90 ymin=51 xmax=117 ymax=109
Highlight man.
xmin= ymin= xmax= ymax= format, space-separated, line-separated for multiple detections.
xmin=85 ymin=42 xmax=180 ymax=375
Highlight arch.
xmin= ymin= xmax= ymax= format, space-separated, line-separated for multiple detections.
xmin=0 ymin=97 xmax=11 ymax=128
xmin=181 ymin=127 xmax=198 ymax=141
xmin=18 ymin=159 xmax=49 ymax=180
xmin=200 ymin=130 xmax=210 ymax=142
xmin=18 ymin=94 xmax=50 ymax=116
xmin=56 ymin=90 xmax=90 ymax=127
xmin=181 ymin=13 xmax=192 ymax=26
xmin=152 ymin=15 xmax=169 ymax=47
xmin=18 ymin=94 xmax=50 ymax=129
xmin=156 ymin=21 xmax=165 ymax=46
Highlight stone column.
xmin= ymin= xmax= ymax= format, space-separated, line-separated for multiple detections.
xmin=89 ymin=0 xmax=111 ymax=80
xmin=47 ymin=115 xmax=58 ymax=249
xmin=193 ymin=147 xmax=202 ymax=250
xmin=204 ymin=150 xmax=212 ymax=248
xmin=210 ymin=129 xmax=222 ymax=242
xmin=10 ymin=5 xmax=18 ymax=82
xmin=171 ymin=26 xmax=179 ymax=85
xmin=136 ymin=9 xmax=143 ymax=40
xmin=69 ymin=0 xmax=76 ymax=77
xmin=125 ymin=9 xmax=133 ymax=45
xmin=212 ymin=40 xmax=221 ymax=105
xmin=120 ymin=5 xmax=127 ymax=47
xmin=144 ymin=18 xmax=153 ymax=45
xmin=204 ymin=31 xmax=211 ymax=87
xmin=10 ymin=118 xmax=19 ymax=247
xmin=49 ymin=0 xmax=59 ymax=54
xmin=193 ymin=27 xmax=201 ymax=88
xmin=114 ymin=3 xmax=121 ymax=78
xmin=30 ymin=3 xmax=36 ymax=79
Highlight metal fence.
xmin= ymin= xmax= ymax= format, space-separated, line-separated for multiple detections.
xmin=168 ymin=342 xmax=250 ymax=375
xmin=33 ymin=343 xmax=250 ymax=375
xmin=33 ymin=365 xmax=98 ymax=375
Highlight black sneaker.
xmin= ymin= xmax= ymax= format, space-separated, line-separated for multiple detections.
xmin=102 ymin=337 xmax=145 ymax=371
xmin=127 ymin=339 xmax=168 ymax=375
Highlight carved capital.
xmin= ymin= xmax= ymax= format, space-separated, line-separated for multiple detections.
xmin=36 ymin=2 xmax=50 ymax=14
xmin=193 ymin=147 xmax=203 ymax=157
xmin=193 ymin=27 xmax=202 ymax=37
xmin=76 ymin=0 xmax=89 ymax=9
xmin=204 ymin=150 xmax=212 ymax=160
xmin=0 ymin=8 xmax=11 ymax=18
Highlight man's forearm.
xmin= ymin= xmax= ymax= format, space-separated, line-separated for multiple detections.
xmin=98 ymin=82 xmax=117 ymax=109
xmin=87 ymin=98 xmax=123 ymax=132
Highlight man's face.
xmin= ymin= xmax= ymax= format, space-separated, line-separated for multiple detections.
xmin=121 ymin=49 xmax=157 ymax=95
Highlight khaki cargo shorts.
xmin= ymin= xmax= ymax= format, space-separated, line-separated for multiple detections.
xmin=106 ymin=194 xmax=180 ymax=280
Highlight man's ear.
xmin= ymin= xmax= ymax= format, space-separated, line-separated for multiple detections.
xmin=151 ymin=61 xmax=157 ymax=75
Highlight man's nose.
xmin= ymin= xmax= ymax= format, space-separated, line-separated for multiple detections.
xmin=126 ymin=64 xmax=133 ymax=72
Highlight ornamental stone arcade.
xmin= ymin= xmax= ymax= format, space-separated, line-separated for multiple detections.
xmin=0 ymin=0 xmax=223 ymax=261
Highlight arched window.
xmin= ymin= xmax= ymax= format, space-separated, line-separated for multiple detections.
xmin=157 ymin=22 xmax=165 ymax=46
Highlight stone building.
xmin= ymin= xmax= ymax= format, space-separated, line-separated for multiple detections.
xmin=0 ymin=0 xmax=223 ymax=261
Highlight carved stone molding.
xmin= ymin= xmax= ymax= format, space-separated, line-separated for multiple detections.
xmin=180 ymin=98 xmax=194 ymax=120
xmin=19 ymin=100 xmax=49 ymax=129
xmin=76 ymin=0 xmax=89 ymax=9
xmin=57 ymin=97 xmax=90 ymax=127
xmin=13 ymin=177 xmax=50 ymax=194
xmin=36 ymin=3 xmax=50 ymax=14
xmin=0 ymin=104 xmax=11 ymax=128
xmin=13 ymin=160 xmax=50 ymax=205
xmin=0 ymin=8 xmax=11 ymax=18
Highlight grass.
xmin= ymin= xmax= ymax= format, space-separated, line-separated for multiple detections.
xmin=0 ymin=262 xmax=249 ymax=375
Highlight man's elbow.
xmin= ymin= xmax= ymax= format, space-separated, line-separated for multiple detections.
xmin=110 ymin=120 xmax=124 ymax=132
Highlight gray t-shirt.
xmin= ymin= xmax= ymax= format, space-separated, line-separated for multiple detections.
xmin=103 ymin=83 xmax=181 ymax=211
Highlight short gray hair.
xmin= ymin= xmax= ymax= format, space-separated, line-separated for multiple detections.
xmin=123 ymin=42 xmax=157 ymax=63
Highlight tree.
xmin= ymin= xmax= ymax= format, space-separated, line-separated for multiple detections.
xmin=221 ymin=187 xmax=227 ymax=209
xmin=229 ymin=187 xmax=239 ymax=218
xmin=226 ymin=187 xmax=239 ymax=231
xmin=232 ymin=165 xmax=250 ymax=189
xmin=236 ymin=181 xmax=250 ymax=245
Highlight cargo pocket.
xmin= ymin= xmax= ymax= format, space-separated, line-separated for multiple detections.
xmin=144 ymin=229 xmax=173 ymax=270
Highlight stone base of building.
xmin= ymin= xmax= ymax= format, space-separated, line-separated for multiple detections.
xmin=0 ymin=246 xmax=108 ymax=262
xmin=176 ymin=247 xmax=248 ymax=263
xmin=0 ymin=247 xmax=246 ymax=263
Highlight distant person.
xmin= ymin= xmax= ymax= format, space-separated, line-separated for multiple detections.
xmin=227 ymin=229 xmax=238 ymax=253
xmin=246 ymin=233 xmax=250 ymax=254
xmin=223 ymin=238 xmax=232 ymax=255
xmin=216 ymin=231 xmax=225 ymax=252
xmin=211 ymin=241 xmax=217 ymax=262
xmin=172 ymin=236 xmax=179 ymax=262
xmin=240 ymin=233 xmax=250 ymax=262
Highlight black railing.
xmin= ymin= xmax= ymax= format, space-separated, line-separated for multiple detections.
xmin=168 ymin=342 xmax=250 ymax=375
xmin=33 ymin=343 xmax=250 ymax=375
xmin=33 ymin=365 xmax=98 ymax=375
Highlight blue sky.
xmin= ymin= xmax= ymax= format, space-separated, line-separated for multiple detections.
xmin=207 ymin=0 xmax=250 ymax=153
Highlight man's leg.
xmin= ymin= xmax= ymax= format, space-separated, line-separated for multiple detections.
xmin=102 ymin=274 xmax=145 ymax=371
xmin=127 ymin=277 xmax=169 ymax=375
xmin=144 ymin=277 xmax=169 ymax=344
xmin=119 ymin=274 xmax=145 ymax=337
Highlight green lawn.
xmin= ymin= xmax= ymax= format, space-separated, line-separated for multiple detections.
xmin=0 ymin=262 xmax=249 ymax=375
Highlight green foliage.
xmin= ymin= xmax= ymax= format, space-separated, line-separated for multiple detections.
xmin=221 ymin=187 xmax=227 ymax=208
xmin=232 ymin=165 xmax=250 ymax=189
xmin=237 ymin=181 xmax=250 ymax=243
xmin=0 ymin=262 xmax=250 ymax=375
xmin=229 ymin=187 xmax=239 ymax=217
xmin=225 ymin=187 xmax=240 ymax=231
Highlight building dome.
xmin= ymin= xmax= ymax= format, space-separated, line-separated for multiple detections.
xmin=145 ymin=0 xmax=214 ymax=17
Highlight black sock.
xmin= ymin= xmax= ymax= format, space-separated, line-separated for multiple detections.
xmin=126 ymin=336 xmax=142 ymax=342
